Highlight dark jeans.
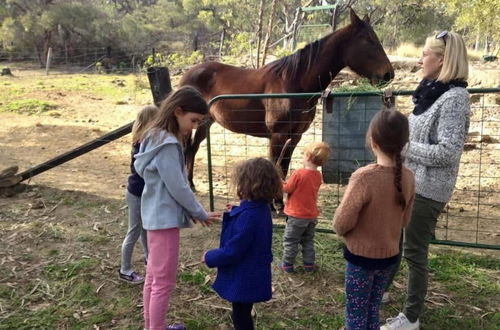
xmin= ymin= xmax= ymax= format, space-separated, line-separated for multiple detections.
xmin=385 ymin=194 xmax=446 ymax=322
xmin=232 ymin=302 xmax=254 ymax=330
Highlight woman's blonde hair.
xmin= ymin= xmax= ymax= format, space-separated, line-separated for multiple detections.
xmin=425 ymin=31 xmax=469 ymax=83
xmin=131 ymin=105 xmax=159 ymax=144
xmin=304 ymin=141 xmax=331 ymax=166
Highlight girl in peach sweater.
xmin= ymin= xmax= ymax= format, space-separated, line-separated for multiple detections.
xmin=333 ymin=109 xmax=415 ymax=330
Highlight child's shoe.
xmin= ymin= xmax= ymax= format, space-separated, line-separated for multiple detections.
xmin=118 ymin=270 xmax=144 ymax=284
xmin=303 ymin=263 xmax=316 ymax=272
xmin=166 ymin=323 xmax=185 ymax=330
xmin=277 ymin=261 xmax=294 ymax=273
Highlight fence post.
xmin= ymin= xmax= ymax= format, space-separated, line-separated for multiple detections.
xmin=146 ymin=66 xmax=172 ymax=106
xmin=45 ymin=47 xmax=52 ymax=75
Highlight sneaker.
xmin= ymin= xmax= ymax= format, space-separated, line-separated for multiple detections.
xmin=118 ymin=270 xmax=144 ymax=284
xmin=303 ymin=263 xmax=316 ymax=272
xmin=277 ymin=261 xmax=294 ymax=273
xmin=381 ymin=313 xmax=420 ymax=330
xmin=166 ymin=323 xmax=185 ymax=330
xmin=381 ymin=292 xmax=390 ymax=303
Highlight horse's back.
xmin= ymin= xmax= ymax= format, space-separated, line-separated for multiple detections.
xmin=180 ymin=61 xmax=268 ymax=96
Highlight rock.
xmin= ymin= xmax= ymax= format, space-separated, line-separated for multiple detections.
xmin=1 ymin=68 xmax=12 ymax=76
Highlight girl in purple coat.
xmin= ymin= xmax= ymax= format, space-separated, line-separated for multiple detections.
xmin=202 ymin=157 xmax=282 ymax=330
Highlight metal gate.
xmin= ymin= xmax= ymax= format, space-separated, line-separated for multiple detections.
xmin=203 ymin=89 xmax=500 ymax=250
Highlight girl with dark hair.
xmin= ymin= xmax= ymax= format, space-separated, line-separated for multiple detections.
xmin=202 ymin=157 xmax=282 ymax=330
xmin=134 ymin=86 xmax=221 ymax=330
xmin=333 ymin=109 xmax=416 ymax=330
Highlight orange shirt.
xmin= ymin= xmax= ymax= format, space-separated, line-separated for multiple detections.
xmin=283 ymin=168 xmax=322 ymax=219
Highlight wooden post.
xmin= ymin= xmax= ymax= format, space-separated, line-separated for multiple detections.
xmin=45 ymin=47 xmax=52 ymax=75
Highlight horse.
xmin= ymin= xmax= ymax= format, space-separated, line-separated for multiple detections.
xmin=180 ymin=9 xmax=394 ymax=198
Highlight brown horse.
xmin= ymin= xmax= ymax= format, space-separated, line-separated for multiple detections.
xmin=180 ymin=9 xmax=394 ymax=192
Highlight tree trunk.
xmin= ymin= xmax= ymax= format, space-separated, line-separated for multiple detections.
xmin=193 ymin=31 xmax=199 ymax=51
xmin=331 ymin=4 xmax=338 ymax=31
xmin=34 ymin=44 xmax=43 ymax=68
xmin=64 ymin=40 xmax=68 ymax=65
xmin=261 ymin=0 xmax=278 ymax=67
xmin=219 ymin=29 xmax=225 ymax=58
xmin=255 ymin=0 xmax=265 ymax=68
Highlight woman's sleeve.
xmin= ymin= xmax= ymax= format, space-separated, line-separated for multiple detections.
xmin=332 ymin=172 xmax=367 ymax=236
xmin=406 ymin=92 xmax=470 ymax=167
xmin=156 ymin=145 xmax=208 ymax=221
xmin=204 ymin=212 xmax=256 ymax=268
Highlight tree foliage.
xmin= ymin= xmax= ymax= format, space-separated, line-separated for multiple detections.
xmin=0 ymin=0 xmax=498 ymax=65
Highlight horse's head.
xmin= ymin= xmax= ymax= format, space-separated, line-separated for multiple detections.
xmin=343 ymin=9 xmax=394 ymax=85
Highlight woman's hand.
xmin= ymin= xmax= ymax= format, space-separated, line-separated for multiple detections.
xmin=201 ymin=251 xmax=207 ymax=263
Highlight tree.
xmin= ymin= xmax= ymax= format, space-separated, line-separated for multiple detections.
xmin=441 ymin=0 xmax=500 ymax=52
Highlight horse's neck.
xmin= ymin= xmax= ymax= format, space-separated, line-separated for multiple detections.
xmin=301 ymin=31 xmax=349 ymax=91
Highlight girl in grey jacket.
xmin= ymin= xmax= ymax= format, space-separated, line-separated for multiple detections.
xmin=134 ymin=86 xmax=221 ymax=330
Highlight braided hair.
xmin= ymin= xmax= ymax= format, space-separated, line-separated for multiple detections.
xmin=366 ymin=109 xmax=409 ymax=209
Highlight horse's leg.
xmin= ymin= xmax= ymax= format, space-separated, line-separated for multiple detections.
xmin=186 ymin=119 xmax=213 ymax=191
xmin=270 ymin=133 xmax=302 ymax=212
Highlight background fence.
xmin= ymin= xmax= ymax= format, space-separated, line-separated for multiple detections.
xmin=201 ymin=89 xmax=500 ymax=250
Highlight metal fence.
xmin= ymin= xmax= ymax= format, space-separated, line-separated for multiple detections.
xmin=201 ymin=89 xmax=500 ymax=250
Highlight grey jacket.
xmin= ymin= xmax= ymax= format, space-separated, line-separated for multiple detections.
xmin=405 ymin=87 xmax=470 ymax=203
xmin=134 ymin=130 xmax=208 ymax=230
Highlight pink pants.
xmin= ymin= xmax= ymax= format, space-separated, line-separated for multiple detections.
xmin=143 ymin=228 xmax=180 ymax=330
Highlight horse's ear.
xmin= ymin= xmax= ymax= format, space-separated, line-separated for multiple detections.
xmin=350 ymin=8 xmax=363 ymax=26
xmin=363 ymin=14 xmax=370 ymax=24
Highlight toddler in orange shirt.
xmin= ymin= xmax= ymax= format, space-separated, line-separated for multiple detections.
xmin=278 ymin=141 xmax=331 ymax=273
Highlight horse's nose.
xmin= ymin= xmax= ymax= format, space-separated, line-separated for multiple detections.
xmin=383 ymin=71 xmax=394 ymax=83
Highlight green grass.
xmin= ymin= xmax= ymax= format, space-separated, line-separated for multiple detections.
xmin=0 ymin=70 xmax=151 ymax=115
xmin=1 ymin=185 xmax=498 ymax=329
xmin=178 ymin=269 xmax=213 ymax=294
xmin=2 ymin=98 xmax=57 ymax=115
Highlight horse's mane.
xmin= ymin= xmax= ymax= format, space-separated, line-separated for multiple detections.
xmin=262 ymin=27 xmax=346 ymax=81
xmin=263 ymin=39 xmax=322 ymax=81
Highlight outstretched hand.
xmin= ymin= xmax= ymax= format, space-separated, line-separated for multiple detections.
xmin=191 ymin=211 xmax=222 ymax=227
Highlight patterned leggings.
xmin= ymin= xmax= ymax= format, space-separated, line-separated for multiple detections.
xmin=344 ymin=261 xmax=392 ymax=330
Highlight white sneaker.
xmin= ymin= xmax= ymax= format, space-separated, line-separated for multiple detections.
xmin=380 ymin=313 xmax=420 ymax=330
xmin=381 ymin=292 xmax=390 ymax=303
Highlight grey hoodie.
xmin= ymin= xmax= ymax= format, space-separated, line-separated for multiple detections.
xmin=134 ymin=129 xmax=208 ymax=230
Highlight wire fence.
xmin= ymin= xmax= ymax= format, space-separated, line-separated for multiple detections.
xmin=202 ymin=90 xmax=500 ymax=250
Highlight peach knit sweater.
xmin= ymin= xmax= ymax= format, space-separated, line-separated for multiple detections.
xmin=333 ymin=164 xmax=415 ymax=259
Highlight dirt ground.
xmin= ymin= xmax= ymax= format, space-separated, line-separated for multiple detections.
xmin=0 ymin=59 xmax=499 ymax=328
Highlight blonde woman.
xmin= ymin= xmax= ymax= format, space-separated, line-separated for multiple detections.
xmin=382 ymin=31 xmax=470 ymax=330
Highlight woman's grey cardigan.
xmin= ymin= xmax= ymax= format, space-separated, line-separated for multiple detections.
xmin=405 ymin=87 xmax=470 ymax=203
